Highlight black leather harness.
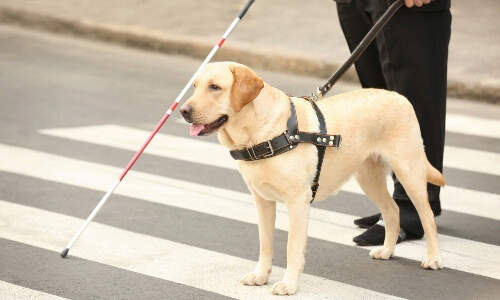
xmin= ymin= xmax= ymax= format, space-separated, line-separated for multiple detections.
xmin=229 ymin=97 xmax=341 ymax=203
xmin=227 ymin=0 xmax=403 ymax=202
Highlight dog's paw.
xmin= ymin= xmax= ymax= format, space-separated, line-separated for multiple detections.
xmin=240 ymin=271 xmax=269 ymax=286
xmin=369 ymin=246 xmax=393 ymax=260
xmin=421 ymin=254 xmax=443 ymax=270
xmin=271 ymin=280 xmax=297 ymax=295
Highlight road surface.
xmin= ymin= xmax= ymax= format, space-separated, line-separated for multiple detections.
xmin=0 ymin=25 xmax=499 ymax=299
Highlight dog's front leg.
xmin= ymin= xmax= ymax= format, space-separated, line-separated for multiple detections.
xmin=240 ymin=194 xmax=275 ymax=286
xmin=272 ymin=196 xmax=310 ymax=296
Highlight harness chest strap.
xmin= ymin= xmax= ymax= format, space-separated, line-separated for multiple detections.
xmin=229 ymin=97 xmax=341 ymax=203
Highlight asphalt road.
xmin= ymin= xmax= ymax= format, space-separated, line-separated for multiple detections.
xmin=0 ymin=25 xmax=499 ymax=299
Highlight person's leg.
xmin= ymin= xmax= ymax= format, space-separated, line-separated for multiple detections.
xmin=370 ymin=5 xmax=451 ymax=238
xmin=336 ymin=0 xmax=387 ymax=89
xmin=337 ymin=1 xmax=451 ymax=245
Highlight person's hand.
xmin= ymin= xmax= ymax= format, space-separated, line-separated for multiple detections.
xmin=404 ymin=0 xmax=431 ymax=8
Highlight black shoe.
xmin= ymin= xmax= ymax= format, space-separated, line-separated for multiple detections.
xmin=352 ymin=224 xmax=423 ymax=246
xmin=353 ymin=213 xmax=381 ymax=228
xmin=353 ymin=224 xmax=403 ymax=246
xmin=397 ymin=201 xmax=425 ymax=239
xmin=353 ymin=202 xmax=427 ymax=246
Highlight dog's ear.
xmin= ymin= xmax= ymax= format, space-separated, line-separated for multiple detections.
xmin=229 ymin=65 xmax=264 ymax=112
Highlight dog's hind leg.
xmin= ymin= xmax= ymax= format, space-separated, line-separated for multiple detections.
xmin=355 ymin=156 xmax=399 ymax=260
xmin=388 ymin=153 xmax=443 ymax=270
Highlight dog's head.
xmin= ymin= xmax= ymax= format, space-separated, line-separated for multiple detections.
xmin=180 ymin=62 xmax=264 ymax=136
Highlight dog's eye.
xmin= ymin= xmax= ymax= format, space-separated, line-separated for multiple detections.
xmin=209 ymin=84 xmax=221 ymax=91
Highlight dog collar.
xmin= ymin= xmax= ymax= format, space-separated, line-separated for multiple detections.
xmin=229 ymin=97 xmax=342 ymax=202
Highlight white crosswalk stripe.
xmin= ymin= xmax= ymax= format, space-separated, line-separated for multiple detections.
xmin=444 ymin=146 xmax=500 ymax=176
xmin=446 ymin=113 xmax=500 ymax=139
xmin=0 ymin=201 xmax=404 ymax=300
xmin=39 ymin=125 xmax=500 ymax=220
xmin=41 ymin=125 xmax=237 ymax=170
xmin=0 ymin=143 xmax=499 ymax=280
xmin=0 ymin=281 xmax=69 ymax=300
xmin=42 ymin=123 xmax=500 ymax=176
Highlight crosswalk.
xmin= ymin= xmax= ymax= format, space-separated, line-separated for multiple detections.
xmin=1 ymin=142 xmax=498 ymax=280
xmin=1 ymin=111 xmax=499 ymax=299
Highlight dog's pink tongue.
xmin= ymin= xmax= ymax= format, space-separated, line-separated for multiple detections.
xmin=189 ymin=124 xmax=205 ymax=136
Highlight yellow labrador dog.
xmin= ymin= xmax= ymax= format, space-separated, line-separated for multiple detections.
xmin=180 ymin=62 xmax=445 ymax=295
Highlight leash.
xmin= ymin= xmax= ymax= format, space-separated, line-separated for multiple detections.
xmin=308 ymin=0 xmax=404 ymax=101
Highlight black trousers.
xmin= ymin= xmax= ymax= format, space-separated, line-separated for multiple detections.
xmin=336 ymin=0 xmax=451 ymax=214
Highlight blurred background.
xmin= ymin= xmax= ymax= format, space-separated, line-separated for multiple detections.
xmin=1 ymin=0 xmax=499 ymax=102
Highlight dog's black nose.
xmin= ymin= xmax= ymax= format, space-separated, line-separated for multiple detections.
xmin=180 ymin=104 xmax=193 ymax=123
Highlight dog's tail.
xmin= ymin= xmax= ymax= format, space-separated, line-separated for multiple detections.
xmin=426 ymin=158 xmax=446 ymax=186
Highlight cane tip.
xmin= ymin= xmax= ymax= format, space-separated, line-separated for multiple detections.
xmin=61 ymin=248 xmax=69 ymax=258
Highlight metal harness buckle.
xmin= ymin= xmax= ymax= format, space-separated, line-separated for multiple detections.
xmin=284 ymin=131 xmax=292 ymax=145
xmin=308 ymin=87 xmax=323 ymax=102
xmin=246 ymin=146 xmax=257 ymax=161
xmin=263 ymin=140 xmax=274 ymax=158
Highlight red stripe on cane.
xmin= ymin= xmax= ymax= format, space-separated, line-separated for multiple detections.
xmin=118 ymin=101 xmax=182 ymax=180
xmin=218 ymin=38 xmax=226 ymax=47
xmin=170 ymin=102 xmax=179 ymax=112
xmin=118 ymin=113 xmax=171 ymax=181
